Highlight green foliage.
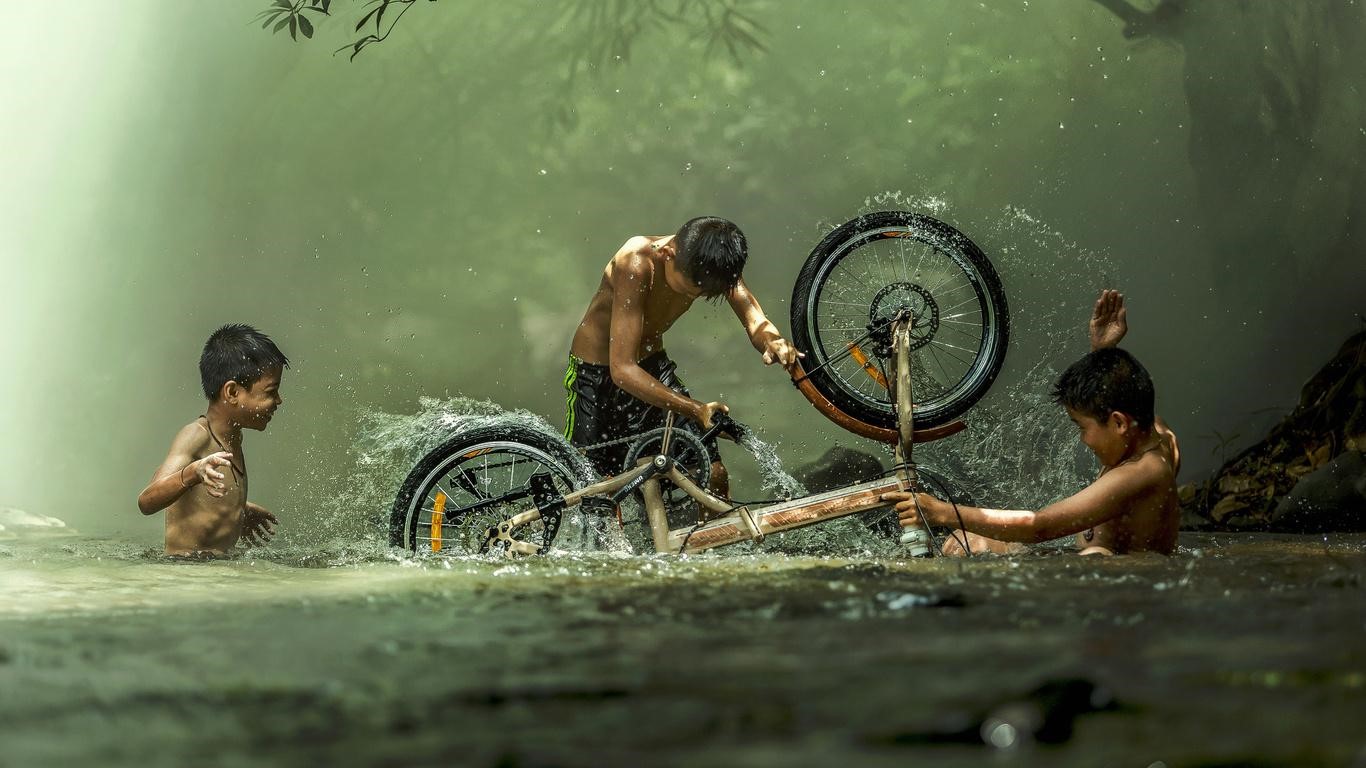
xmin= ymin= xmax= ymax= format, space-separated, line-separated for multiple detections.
xmin=254 ymin=0 xmax=331 ymax=41
xmin=255 ymin=0 xmax=768 ymax=65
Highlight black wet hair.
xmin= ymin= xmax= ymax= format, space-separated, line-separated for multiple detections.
xmin=199 ymin=324 xmax=290 ymax=400
xmin=674 ymin=216 xmax=747 ymax=299
xmin=1051 ymin=347 xmax=1155 ymax=429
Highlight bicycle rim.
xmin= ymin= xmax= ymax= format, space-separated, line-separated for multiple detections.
xmin=404 ymin=440 xmax=579 ymax=554
xmin=800 ymin=214 xmax=1007 ymax=428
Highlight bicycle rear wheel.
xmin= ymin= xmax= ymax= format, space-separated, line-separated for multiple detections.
xmin=790 ymin=211 xmax=1009 ymax=431
xmin=389 ymin=425 xmax=592 ymax=554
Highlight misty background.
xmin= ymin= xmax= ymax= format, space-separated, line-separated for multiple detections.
xmin=3 ymin=1 xmax=1363 ymax=543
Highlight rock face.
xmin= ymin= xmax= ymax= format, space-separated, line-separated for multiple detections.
xmin=1270 ymin=451 xmax=1366 ymax=532
xmin=1185 ymin=330 xmax=1366 ymax=530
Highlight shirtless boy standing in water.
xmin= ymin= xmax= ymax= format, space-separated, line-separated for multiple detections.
xmin=137 ymin=324 xmax=287 ymax=556
xmin=564 ymin=216 xmax=802 ymax=492
xmin=885 ymin=290 xmax=1181 ymax=556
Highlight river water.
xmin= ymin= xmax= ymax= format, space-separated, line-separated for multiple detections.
xmin=3 ymin=528 xmax=1364 ymax=767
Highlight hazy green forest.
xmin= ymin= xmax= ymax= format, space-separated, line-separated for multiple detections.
xmin=3 ymin=0 xmax=1363 ymax=540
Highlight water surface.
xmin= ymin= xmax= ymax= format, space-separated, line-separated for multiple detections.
xmin=3 ymin=532 xmax=1363 ymax=767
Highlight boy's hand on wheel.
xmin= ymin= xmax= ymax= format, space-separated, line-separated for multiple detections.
xmin=693 ymin=401 xmax=730 ymax=430
xmin=761 ymin=337 xmax=805 ymax=370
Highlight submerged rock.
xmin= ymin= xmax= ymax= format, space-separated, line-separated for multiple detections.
xmin=1270 ymin=451 xmax=1366 ymax=532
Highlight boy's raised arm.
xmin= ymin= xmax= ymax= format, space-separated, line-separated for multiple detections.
xmin=1089 ymin=289 xmax=1128 ymax=351
xmin=726 ymin=278 xmax=803 ymax=369
xmin=137 ymin=424 xmax=233 ymax=515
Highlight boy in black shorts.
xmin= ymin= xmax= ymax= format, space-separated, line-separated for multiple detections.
xmin=563 ymin=217 xmax=802 ymax=494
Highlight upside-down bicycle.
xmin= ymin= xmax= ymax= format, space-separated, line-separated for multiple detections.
xmin=390 ymin=211 xmax=1009 ymax=556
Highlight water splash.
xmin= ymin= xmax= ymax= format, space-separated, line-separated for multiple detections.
xmin=274 ymin=396 xmax=604 ymax=563
xmin=733 ymin=429 xmax=807 ymax=499
xmin=758 ymin=193 xmax=1115 ymax=553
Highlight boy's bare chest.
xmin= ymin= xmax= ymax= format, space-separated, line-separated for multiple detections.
xmin=188 ymin=431 xmax=248 ymax=510
xmin=637 ymin=280 xmax=694 ymax=332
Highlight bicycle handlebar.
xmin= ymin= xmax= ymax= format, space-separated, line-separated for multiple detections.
xmin=700 ymin=412 xmax=748 ymax=444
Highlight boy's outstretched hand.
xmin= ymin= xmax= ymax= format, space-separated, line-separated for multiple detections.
xmin=242 ymin=502 xmax=278 ymax=546
xmin=1089 ymin=289 xmax=1128 ymax=351
xmin=195 ymin=452 xmax=236 ymax=498
xmin=761 ymin=337 xmax=805 ymax=370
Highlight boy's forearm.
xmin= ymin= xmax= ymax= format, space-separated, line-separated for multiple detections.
xmin=610 ymin=363 xmax=702 ymax=420
xmin=138 ymin=464 xmax=198 ymax=515
xmin=932 ymin=500 xmax=1045 ymax=543
xmin=746 ymin=317 xmax=782 ymax=352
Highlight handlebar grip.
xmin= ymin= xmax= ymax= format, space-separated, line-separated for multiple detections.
xmin=700 ymin=412 xmax=747 ymax=443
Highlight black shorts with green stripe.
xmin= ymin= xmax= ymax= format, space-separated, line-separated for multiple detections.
xmin=562 ymin=350 xmax=720 ymax=478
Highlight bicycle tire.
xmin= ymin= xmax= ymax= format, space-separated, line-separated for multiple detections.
xmin=389 ymin=424 xmax=593 ymax=554
xmin=790 ymin=211 xmax=1009 ymax=431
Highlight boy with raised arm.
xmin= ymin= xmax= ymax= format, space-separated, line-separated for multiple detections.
xmin=564 ymin=216 xmax=803 ymax=492
xmin=886 ymin=290 xmax=1181 ymax=556
xmin=137 ymin=324 xmax=287 ymax=556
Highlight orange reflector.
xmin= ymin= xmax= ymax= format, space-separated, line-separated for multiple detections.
xmin=431 ymin=491 xmax=446 ymax=552
xmin=848 ymin=344 xmax=888 ymax=389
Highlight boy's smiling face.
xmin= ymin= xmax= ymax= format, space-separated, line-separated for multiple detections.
xmin=1066 ymin=405 xmax=1130 ymax=467
xmin=233 ymin=366 xmax=284 ymax=431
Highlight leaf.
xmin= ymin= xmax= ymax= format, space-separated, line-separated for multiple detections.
xmin=257 ymin=9 xmax=285 ymax=28
xmin=355 ymin=4 xmax=382 ymax=31
xmin=299 ymin=14 xmax=313 ymax=38
xmin=376 ymin=1 xmax=389 ymax=30
xmin=274 ymin=16 xmax=290 ymax=32
xmin=273 ymin=0 xmax=291 ymax=8
xmin=289 ymin=14 xmax=298 ymax=40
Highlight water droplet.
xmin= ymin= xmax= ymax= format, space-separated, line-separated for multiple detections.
xmin=538 ymin=169 xmax=548 ymax=176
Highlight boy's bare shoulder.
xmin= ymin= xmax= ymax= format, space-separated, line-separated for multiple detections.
xmin=170 ymin=419 xmax=212 ymax=452
xmin=608 ymin=238 xmax=658 ymax=277
xmin=1122 ymin=447 xmax=1177 ymax=491
xmin=617 ymin=235 xmax=654 ymax=254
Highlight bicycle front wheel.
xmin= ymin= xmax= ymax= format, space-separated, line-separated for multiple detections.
xmin=790 ymin=211 xmax=1009 ymax=431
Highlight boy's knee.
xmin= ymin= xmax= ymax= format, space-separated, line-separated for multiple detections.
xmin=940 ymin=531 xmax=970 ymax=557
xmin=709 ymin=460 xmax=729 ymax=495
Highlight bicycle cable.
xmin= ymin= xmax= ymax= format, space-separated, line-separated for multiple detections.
xmin=790 ymin=314 xmax=898 ymax=385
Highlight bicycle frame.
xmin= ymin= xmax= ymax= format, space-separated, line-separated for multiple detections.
xmin=486 ymin=315 xmax=937 ymax=556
